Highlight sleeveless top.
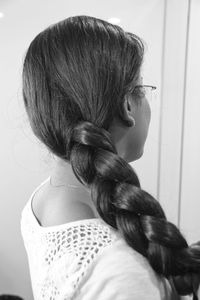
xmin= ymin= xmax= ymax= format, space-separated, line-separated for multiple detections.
xmin=20 ymin=177 xmax=191 ymax=300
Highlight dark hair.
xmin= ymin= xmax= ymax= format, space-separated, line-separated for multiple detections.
xmin=0 ymin=295 xmax=24 ymax=300
xmin=22 ymin=15 xmax=200 ymax=299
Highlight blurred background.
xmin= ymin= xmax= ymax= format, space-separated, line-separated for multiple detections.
xmin=0 ymin=0 xmax=199 ymax=298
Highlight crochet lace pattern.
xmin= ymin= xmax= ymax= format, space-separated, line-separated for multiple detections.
xmin=21 ymin=196 xmax=119 ymax=300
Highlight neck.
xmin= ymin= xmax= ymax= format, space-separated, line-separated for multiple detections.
xmin=50 ymin=157 xmax=84 ymax=188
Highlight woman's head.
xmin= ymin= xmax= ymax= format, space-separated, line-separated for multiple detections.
xmin=22 ymin=15 xmax=149 ymax=164
xmin=22 ymin=15 xmax=200 ymax=298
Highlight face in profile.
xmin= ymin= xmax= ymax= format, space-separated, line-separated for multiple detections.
xmin=121 ymin=77 xmax=152 ymax=163
xmin=109 ymin=77 xmax=152 ymax=163
xmin=128 ymin=93 xmax=151 ymax=161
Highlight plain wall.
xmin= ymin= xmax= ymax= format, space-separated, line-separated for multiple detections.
xmin=0 ymin=0 xmax=199 ymax=299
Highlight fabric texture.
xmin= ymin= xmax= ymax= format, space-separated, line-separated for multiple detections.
xmin=20 ymin=177 xmax=191 ymax=300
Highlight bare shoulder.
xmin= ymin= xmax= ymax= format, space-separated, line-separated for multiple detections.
xmin=41 ymin=199 xmax=96 ymax=227
xmin=32 ymin=183 xmax=96 ymax=227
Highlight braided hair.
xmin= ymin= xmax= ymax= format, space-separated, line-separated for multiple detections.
xmin=22 ymin=15 xmax=200 ymax=299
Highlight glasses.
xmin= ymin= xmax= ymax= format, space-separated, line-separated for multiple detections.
xmin=132 ymin=85 xmax=157 ymax=102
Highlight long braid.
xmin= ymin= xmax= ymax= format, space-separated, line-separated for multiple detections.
xmin=70 ymin=121 xmax=200 ymax=299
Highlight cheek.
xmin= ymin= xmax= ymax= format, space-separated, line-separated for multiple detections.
xmin=145 ymin=99 xmax=151 ymax=127
xmin=138 ymin=98 xmax=151 ymax=133
xmin=126 ymin=101 xmax=151 ymax=161
xmin=136 ymin=99 xmax=151 ymax=144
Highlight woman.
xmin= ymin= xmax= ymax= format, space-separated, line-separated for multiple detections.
xmin=20 ymin=15 xmax=200 ymax=299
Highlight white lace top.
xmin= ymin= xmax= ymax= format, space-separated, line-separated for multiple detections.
xmin=20 ymin=177 xmax=191 ymax=300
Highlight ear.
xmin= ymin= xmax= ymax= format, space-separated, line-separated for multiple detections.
xmin=121 ymin=95 xmax=136 ymax=127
